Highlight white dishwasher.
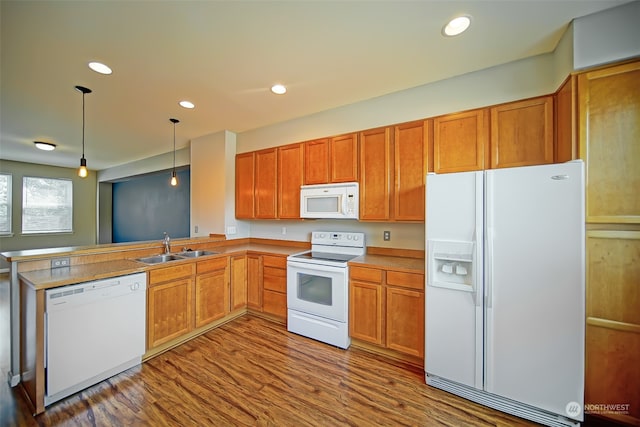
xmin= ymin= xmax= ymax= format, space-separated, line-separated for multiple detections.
xmin=45 ymin=272 xmax=147 ymax=406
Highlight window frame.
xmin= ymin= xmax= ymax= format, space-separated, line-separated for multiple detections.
xmin=21 ymin=176 xmax=73 ymax=235
xmin=0 ymin=173 xmax=12 ymax=236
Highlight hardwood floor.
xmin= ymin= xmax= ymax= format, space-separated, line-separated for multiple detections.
xmin=0 ymin=273 xmax=604 ymax=426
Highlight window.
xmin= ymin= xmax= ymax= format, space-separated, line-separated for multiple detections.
xmin=22 ymin=177 xmax=73 ymax=234
xmin=0 ymin=173 xmax=11 ymax=235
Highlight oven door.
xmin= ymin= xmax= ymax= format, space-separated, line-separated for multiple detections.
xmin=287 ymin=260 xmax=348 ymax=322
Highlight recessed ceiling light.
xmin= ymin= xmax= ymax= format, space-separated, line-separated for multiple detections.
xmin=88 ymin=61 xmax=112 ymax=75
xmin=271 ymin=84 xmax=287 ymax=95
xmin=34 ymin=141 xmax=56 ymax=151
xmin=179 ymin=100 xmax=195 ymax=109
xmin=442 ymin=15 xmax=471 ymax=37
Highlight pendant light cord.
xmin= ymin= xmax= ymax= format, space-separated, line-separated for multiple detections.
xmin=82 ymin=91 xmax=86 ymax=158
xmin=173 ymin=121 xmax=176 ymax=170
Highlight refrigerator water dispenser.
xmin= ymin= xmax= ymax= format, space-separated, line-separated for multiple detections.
xmin=427 ymin=240 xmax=475 ymax=291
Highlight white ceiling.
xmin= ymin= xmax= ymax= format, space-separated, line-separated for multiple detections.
xmin=0 ymin=0 xmax=629 ymax=171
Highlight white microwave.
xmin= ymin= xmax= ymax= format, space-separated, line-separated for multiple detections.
xmin=300 ymin=182 xmax=359 ymax=219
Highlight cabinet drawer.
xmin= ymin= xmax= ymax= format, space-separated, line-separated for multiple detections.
xmin=350 ymin=266 xmax=382 ymax=283
xmin=196 ymin=257 xmax=228 ymax=274
xmin=386 ymin=270 xmax=424 ymax=291
xmin=263 ymin=267 xmax=286 ymax=292
xmin=263 ymin=255 xmax=287 ymax=269
xmin=263 ymin=289 xmax=287 ymax=318
xmin=149 ymin=263 xmax=195 ymax=285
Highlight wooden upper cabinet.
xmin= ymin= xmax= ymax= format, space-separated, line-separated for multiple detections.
xmin=359 ymin=127 xmax=392 ymax=221
xmin=304 ymin=134 xmax=358 ymax=184
xmin=330 ymin=133 xmax=358 ymax=182
xmin=304 ymin=138 xmax=330 ymax=184
xmin=555 ymin=75 xmax=577 ymax=163
xmin=254 ymin=148 xmax=278 ymax=219
xmin=394 ymin=120 xmax=430 ymax=221
xmin=490 ymin=96 xmax=554 ymax=169
xmin=235 ymin=152 xmax=255 ymax=219
xmin=579 ymin=60 xmax=640 ymax=224
xmin=433 ymin=109 xmax=488 ymax=173
xmin=278 ymin=143 xmax=304 ymax=219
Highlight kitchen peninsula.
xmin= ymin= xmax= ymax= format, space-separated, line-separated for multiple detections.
xmin=3 ymin=236 xmax=425 ymax=415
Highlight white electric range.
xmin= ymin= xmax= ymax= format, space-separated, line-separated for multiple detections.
xmin=287 ymin=231 xmax=365 ymax=349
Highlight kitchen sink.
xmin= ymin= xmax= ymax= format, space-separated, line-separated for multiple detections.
xmin=175 ymin=250 xmax=218 ymax=258
xmin=136 ymin=254 xmax=184 ymax=264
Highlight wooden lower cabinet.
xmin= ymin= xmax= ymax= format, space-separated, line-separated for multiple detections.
xmin=585 ymin=231 xmax=640 ymax=424
xmin=230 ymin=255 xmax=248 ymax=310
xmin=262 ymin=255 xmax=287 ymax=320
xmin=349 ymin=280 xmax=383 ymax=345
xmin=147 ymin=256 xmax=238 ymax=351
xmin=385 ymin=287 xmax=424 ymax=358
xmin=148 ymin=277 xmax=194 ymax=349
xmin=194 ymin=258 xmax=230 ymax=328
xmin=349 ymin=265 xmax=424 ymax=360
xmin=247 ymin=254 xmax=263 ymax=310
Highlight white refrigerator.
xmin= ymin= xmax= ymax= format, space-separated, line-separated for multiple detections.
xmin=425 ymin=161 xmax=585 ymax=427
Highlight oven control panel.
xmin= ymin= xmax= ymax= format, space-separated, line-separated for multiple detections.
xmin=311 ymin=231 xmax=365 ymax=248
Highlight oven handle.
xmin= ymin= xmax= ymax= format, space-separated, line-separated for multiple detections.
xmin=287 ymin=260 xmax=347 ymax=274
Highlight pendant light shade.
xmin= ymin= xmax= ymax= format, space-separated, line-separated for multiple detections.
xmin=170 ymin=118 xmax=180 ymax=186
xmin=75 ymin=85 xmax=92 ymax=178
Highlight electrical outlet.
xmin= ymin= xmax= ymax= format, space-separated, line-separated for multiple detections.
xmin=227 ymin=226 xmax=237 ymax=235
xmin=383 ymin=231 xmax=391 ymax=241
xmin=51 ymin=257 xmax=70 ymax=269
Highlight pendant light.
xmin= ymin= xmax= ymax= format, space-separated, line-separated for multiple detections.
xmin=75 ymin=85 xmax=92 ymax=178
xmin=170 ymin=118 xmax=180 ymax=186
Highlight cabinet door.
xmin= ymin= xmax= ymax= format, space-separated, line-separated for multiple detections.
xmin=194 ymin=268 xmax=229 ymax=328
xmin=585 ymin=231 xmax=640 ymax=425
xmin=304 ymin=139 xmax=330 ymax=184
xmin=230 ymin=255 xmax=247 ymax=311
xmin=349 ymin=280 xmax=383 ymax=345
xmin=147 ymin=278 xmax=193 ymax=348
xmin=278 ymin=143 xmax=304 ymax=219
xmin=490 ymin=96 xmax=554 ymax=169
xmin=263 ymin=290 xmax=287 ymax=319
xmin=255 ymin=148 xmax=278 ymax=218
xmin=247 ymin=254 xmax=263 ymax=311
xmin=386 ymin=287 xmax=424 ymax=358
xmin=394 ymin=120 xmax=431 ymax=221
xmin=359 ymin=127 xmax=391 ymax=221
xmin=434 ymin=109 xmax=487 ymax=173
xmin=579 ymin=61 xmax=640 ymax=224
xmin=330 ymin=133 xmax=358 ymax=182
xmin=235 ymin=152 xmax=255 ymax=219
xmin=555 ymin=75 xmax=577 ymax=163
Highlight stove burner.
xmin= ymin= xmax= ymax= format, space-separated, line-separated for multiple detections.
xmin=291 ymin=251 xmax=358 ymax=264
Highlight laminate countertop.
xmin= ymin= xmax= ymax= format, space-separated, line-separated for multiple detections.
xmin=349 ymin=254 xmax=425 ymax=274
xmin=18 ymin=243 xmax=308 ymax=291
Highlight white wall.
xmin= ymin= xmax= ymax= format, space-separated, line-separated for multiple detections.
xmin=191 ymin=131 xmax=233 ymax=237
xmin=97 ymin=147 xmax=190 ymax=182
xmin=100 ymin=4 xmax=638 ymax=250
xmin=573 ymin=1 xmax=640 ymax=70
xmin=237 ymin=52 xmax=563 ymax=154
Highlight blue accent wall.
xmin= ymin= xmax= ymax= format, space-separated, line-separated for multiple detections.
xmin=112 ymin=169 xmax=190 ymax=243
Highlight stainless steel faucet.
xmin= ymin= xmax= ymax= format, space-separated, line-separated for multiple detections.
xmin=163 ymin=232 xmax=171 ymax=254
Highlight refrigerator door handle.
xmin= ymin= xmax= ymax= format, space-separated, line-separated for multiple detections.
xmin=474 ymin=170 xmax=483 ymax=308
xmin=485 ymin=172 xmax=494 ymax=309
